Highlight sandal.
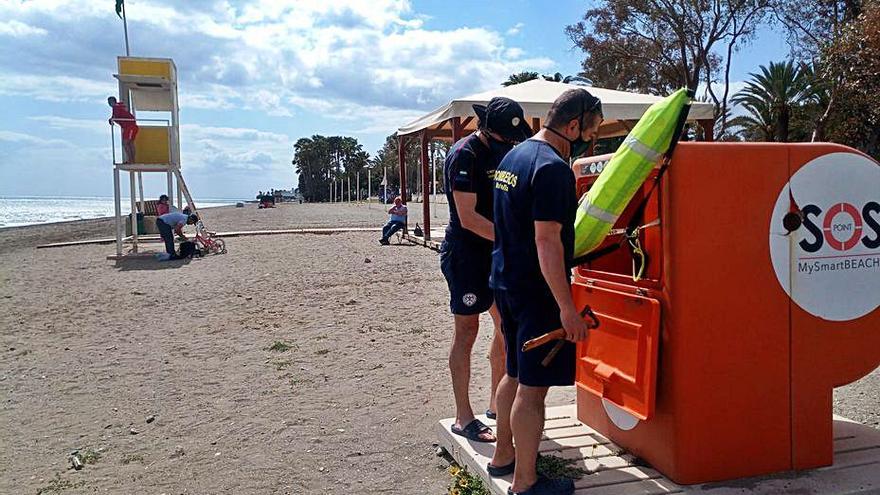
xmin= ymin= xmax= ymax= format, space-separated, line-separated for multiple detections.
xmin=507 ymin=476 xmax=574 ymax=495
xmin=487 ymin=459 xmax=515 ymax=477
xmin=485 ymin=409 xmax=497 ymax=420
xmin=450 ymin=419 xmax=495 ymax=443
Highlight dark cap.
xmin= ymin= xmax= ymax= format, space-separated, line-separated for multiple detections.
xmin=472 ymin=97 xmax=533 ymax=143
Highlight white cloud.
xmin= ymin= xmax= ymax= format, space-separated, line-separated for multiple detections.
xmin=507 ymin=22 xmax=525 ymax=36
xmin=0 ymin=1 xmax=554 ymax=115
xmin=0 ymin=73 xmax=116 ymax=103
xmin=0 ymin=20 xmax=47 ymax=37
xmin=29 ymin=116 xmax=106 ymax=133
xmin=179 ymin=124 xmax=291 ymax=172
xmin=0 ymin=130 xmax=75 ymax=147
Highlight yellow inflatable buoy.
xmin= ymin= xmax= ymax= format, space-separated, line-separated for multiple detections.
xmin=573 ymin=88 xmax=692 ymax=258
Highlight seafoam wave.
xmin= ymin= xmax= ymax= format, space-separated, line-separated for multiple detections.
xmin=0 ymin=196 xmax=238 ymax=228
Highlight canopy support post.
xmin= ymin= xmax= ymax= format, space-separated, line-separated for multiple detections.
xmin=420 ymin=131 xmax=431 ymax=241
xmin=398 ymin=136 xmax=408 ymax=201
xmin=452 ymin=117 xmax=462 ymax=143
xmin=699 ymin=119 xmax=715 ymax=141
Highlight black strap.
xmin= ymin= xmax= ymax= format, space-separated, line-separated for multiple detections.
xmin=571 ymin=241 xmax=622 ymax=267
xmin=626 ymin=90 xmax=693 ymax=234
xmin=572 ymin=90 xmax=694 ymax=268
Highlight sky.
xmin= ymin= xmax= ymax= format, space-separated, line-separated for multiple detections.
xmin=0 ymin=0 xmax=789 ymax=200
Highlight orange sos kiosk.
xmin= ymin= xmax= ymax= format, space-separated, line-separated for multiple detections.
xmin=571 ymin=142 xmax=880 ymax=484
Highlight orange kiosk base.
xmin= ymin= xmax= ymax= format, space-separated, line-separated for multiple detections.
xmin=572 ymin=142 xmax=880 ymax=484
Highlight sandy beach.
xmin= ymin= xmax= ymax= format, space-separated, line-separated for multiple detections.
xmin=1 ymin=201 xmax=878 ymax=494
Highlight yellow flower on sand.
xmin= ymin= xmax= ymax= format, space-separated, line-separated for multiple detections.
xmin=458 ymin=477 xmax=469 ymax=488
xmin=449 ymin=488 xmax=460 ymax=495
xmin=448 ymin=466 xmax=460 ymax=476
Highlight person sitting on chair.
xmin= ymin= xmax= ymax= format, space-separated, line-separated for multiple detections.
xmin=108 ymin=96 xmax=138 ymax=164
xmin=379 ymin=196 xmax=407 ymax=245
xmin=156 ymin=210 xmax=199 ymax=258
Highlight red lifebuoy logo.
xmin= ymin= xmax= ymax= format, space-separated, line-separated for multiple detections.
xmin=799 ymin=201 xmax=879 ymax=253
xmin=822 ymin=202 xmax=864 ymax=251
xmin=769 ymin=151 xmax=880 ymax=322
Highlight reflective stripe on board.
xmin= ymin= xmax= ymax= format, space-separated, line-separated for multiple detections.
xmin=580 ymin=198 xmax=619 ymax=224
xmin=624 ymin=136 xmax=662 ymax=163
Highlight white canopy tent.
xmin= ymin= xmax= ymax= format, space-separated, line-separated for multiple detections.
xmin=397 ymin=79 xmax=715 ymax=139
xmin=394 ymin=80 xmax=716 ymax=247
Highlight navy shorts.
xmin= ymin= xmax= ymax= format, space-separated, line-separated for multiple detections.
xmin=440 ymin=239 xmax=493 ymax=315
xmin=495 ymin=287 xmax=576 ymax=387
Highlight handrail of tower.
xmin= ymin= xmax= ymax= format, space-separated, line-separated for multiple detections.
xmin=109 ymin=118 xmax=172 ymax=166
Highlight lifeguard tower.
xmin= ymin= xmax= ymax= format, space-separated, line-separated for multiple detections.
xmin=109 ymin=56 xmax=197 ymax=259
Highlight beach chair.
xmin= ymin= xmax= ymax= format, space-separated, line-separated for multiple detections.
xmin=133 ymin=200 xmax=162 ymax=235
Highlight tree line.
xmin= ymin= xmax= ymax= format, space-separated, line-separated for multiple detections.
xmin=504 ymin=0 xmax=877 ymax=157
xmin=296 ymin=1 xmax=877 ymax=201
xmin=293 ymin=134 xmax=451 ymax=203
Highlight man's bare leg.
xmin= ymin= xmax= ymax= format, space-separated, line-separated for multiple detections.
xmin=489 ymin=374 xmax=517 ymax=468
xmin=487 ymin=304 xmax=505 ymax=414
xmin=509 ymin=384 xmax=549 ymax=492
xmin=450 ymin=313 xmax=494 ymax=441
xmin=123 ymin=140 xmax=135 ymax=164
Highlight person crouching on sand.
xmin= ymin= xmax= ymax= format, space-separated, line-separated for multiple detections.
xmin=379 ymin=197 xmax=407 ymax=245
xmin=108 ymin=96 xmax=139 ymax=164
xmin=156 ymin=211 xmax=198 ymax=258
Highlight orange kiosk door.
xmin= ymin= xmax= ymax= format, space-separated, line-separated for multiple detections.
xmin=769 ymin=145 xmax=880 ymax=470
xmin=572 ymin=283 xmax=660 ymax=422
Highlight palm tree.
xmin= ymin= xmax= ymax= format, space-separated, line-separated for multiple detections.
xmin=731 ymin=61 xmax=810 ymax=142
xmin=502 ymin=71 xmax=539 ymax=86
xmin=797 ymin=62 xmax=833 ymax=142
xmin=542 ymin=72 xmax=592 ymax=85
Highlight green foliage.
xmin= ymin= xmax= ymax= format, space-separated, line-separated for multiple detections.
xmin=78 ymin=448 xmax=101 ymax=465
xmin=266 ymin=341 xmax=292 ymax=352
xmin=120 ymin=453 xmax=144 ymax=465
xmin=819 ymin=0 xmax=880 ymax=158
xmin=502 ymin=71 xmax=539 ymax=86
xmin=730 ymin=61 xmax=811 ymax=142
xmin=446 ymin=465 xmax=490 ymax=495
xmin=536 ymin=454 xmax=589 ymax=480
xmin=36 ymin=476 xmax=86 ymax=494
xmin=372 ymin=134 xmax=451 ymax=198
xmin=444 ymin=454 xmax=587 ymax=495
xmin=292 ymin=135 xmax=370 ymax=202
xmin=566 ymin=0 xmax=770 ymax=94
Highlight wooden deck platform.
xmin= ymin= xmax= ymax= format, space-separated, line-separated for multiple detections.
xmin=37 ymin=227 xmax=383 ymax=250
xmin=438 ymin=405 xmax=880 ymax=494
xmin=401 ymin=227 xmax=446 ymax=251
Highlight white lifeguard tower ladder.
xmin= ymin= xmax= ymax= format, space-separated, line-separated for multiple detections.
xmin=110 ymin=56 xmax=197 ymax=259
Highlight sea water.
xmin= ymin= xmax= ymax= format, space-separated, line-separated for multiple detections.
xmin=0 ymin=196 xmax=238 ymax=228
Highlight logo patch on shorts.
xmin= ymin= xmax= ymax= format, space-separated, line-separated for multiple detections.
xmin=462 ymin=293 xmax=478 ymax=307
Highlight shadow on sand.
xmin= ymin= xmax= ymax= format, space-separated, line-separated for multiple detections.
xmin=114 ymin=257 xmax=192 ymax=271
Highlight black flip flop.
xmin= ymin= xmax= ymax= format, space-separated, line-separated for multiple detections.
xmin=487 ymin=460 xmax=515 ymax=477
xmin=507 ymin=476 xmax=574 ymax=495
xmin=486 ymin=409 xmax=497 ymax=420
xmin=450 ymin=419 xmax=495 ymax=443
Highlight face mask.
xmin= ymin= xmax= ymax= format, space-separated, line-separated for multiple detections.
xmin=545 ymin=119 xmax=590 ymax=159
xmin=487 ymin=135 xmax=514 ymax=160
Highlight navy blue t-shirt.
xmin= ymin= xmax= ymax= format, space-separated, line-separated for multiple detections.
xmin=490 ymin=139 xmax=577 ymax=292
xmin=444 ymin=134 xmax=497 ymax=247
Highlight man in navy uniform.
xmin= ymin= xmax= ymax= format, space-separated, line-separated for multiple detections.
xmin=489 ymin=89 xmax=603 ymax=494
xmin=442 ymin=97 xmax=534 ymax=443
